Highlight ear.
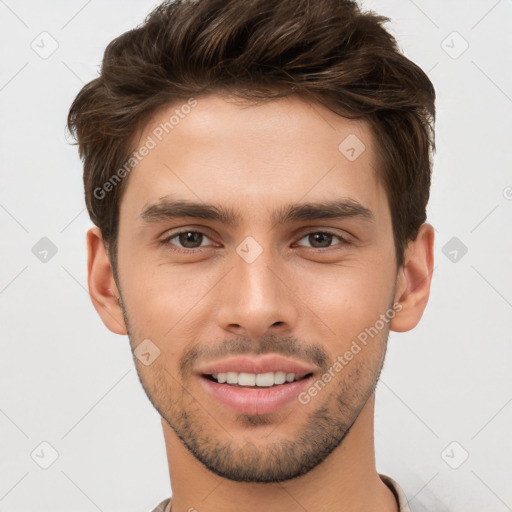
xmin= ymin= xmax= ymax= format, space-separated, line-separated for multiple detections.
xmin=86 ymin=227 xmax=127 ymax=335
xmin=390 ymin=223 xmax=435 ymax=332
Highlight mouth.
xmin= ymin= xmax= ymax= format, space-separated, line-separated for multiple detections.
xmin=199 ymin=371 xmax=315 ymax=415
xmin=202 ymin=371 xmax=314 ymax=387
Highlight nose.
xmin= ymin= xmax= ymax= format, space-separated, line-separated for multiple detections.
xmin=215 ymin=243 xmax=298 ymax=341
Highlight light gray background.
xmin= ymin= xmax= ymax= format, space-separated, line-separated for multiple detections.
xmin=1 ymin=1 xmax=511 ymax=511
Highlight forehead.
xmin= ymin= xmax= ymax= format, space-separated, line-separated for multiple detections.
xmin=120 ymin=93 xmax=387 ymax=226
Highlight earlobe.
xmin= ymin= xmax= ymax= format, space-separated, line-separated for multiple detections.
xmin=86 ymin=227 xmax=128 ymax=335
xmin=390 ymin=223 xmax=435 ymax=333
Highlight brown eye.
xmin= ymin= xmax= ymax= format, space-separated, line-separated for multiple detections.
xmin=161 ymin=230 xmax=214 ymax=251
xmin=296 ymin=231 xmax=347 ymax=249
xmin=177 ymin=231 xmax=204 ymax=248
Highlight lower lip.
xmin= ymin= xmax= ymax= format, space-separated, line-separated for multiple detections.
xmin=199 ymin=375 xmax=313 ymax=415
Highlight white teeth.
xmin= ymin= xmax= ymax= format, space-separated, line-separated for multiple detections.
xmin=238 ymin=372 xmax=256 ymax=386
xmin=226 ymin=372 xmax=238 ymax=384
xmin=273 ymin=371 xmax=287 ymax=384
xmin=211 ymin=371 xmax=301 ymax=387
xmin=256 ymin=372 xmax=276 ymax=386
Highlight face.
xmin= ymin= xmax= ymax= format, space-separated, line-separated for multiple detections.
xmin=112 ymin=93 xmax=402 ymax=482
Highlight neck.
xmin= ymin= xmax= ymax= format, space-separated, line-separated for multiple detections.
xmin=162 ymin=393 xmax=398 ymax=512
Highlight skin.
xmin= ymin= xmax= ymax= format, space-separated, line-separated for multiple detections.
xmin=87 ymin=93 xmax=434 ymax=512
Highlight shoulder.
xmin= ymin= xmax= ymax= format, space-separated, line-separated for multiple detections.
xmin=150 ymin=497 xmax=172 ymax=512
xmin=380 ymin=473 xmax=412 ymax=512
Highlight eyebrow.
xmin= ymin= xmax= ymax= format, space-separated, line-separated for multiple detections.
xmin=139 ymin=197 xmax=374 ymax=227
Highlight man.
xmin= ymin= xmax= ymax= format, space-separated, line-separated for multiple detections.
xmin=67 ymin=0 xmax=435 ymax=510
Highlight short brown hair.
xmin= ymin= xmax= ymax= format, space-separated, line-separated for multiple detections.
xmin=67 ymin=0 xmax=435 ymax=277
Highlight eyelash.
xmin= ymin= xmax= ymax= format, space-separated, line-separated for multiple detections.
xmin=159 ymin=229 xmax=349 ymax=254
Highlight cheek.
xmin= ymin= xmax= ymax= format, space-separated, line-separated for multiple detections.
xmin=121 ymin=262 xmax=218 ymax=339
xmin=297 ymin=262 xmax=394 ymax=344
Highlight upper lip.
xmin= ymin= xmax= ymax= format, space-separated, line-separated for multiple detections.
xmin=197 ymin=355 xmax=317 ymax=380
